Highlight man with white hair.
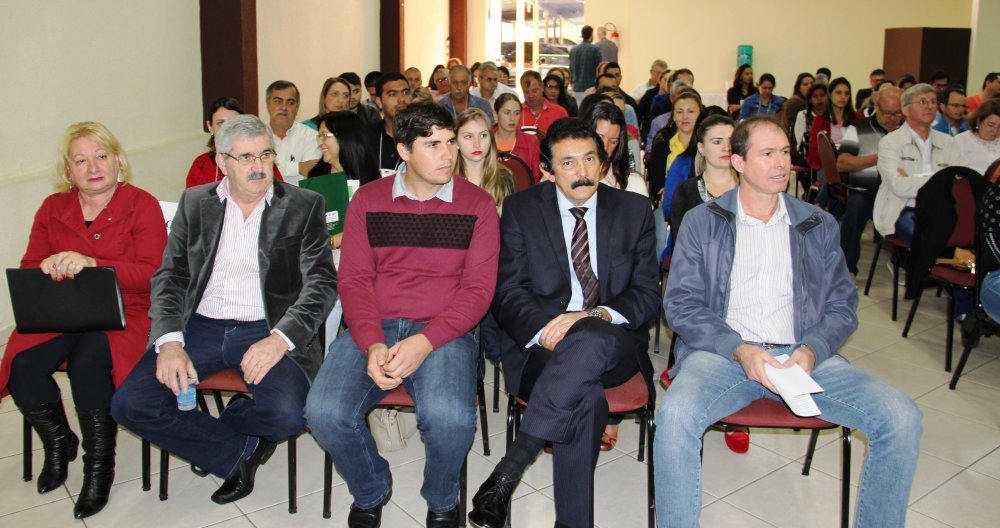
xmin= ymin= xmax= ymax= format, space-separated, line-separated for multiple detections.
xmin=438 ymin=64 xmax=495 ymax=124
xmin=631 ymin=58 xmax=669 ymax=100
xmin=595 ymin=26 xmax=618 ymax=62
xmin=112 ymin=115 xmax=336 ymax=505
xmin=470 ymin=62 xmax=516 ymax=105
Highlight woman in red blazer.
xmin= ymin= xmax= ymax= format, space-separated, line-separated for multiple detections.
xmin=0 ymin=122 xmax=167 ymax=518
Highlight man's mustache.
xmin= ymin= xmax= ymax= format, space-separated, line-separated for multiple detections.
xmin=248 ymin=171 xmax=268 ymax=181
xmin=571 ymin=178 xmax=596 ymax=189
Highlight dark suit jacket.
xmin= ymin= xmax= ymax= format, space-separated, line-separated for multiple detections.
xmin=149 ymin=181 xmax=338 ymax=379
xmin=493 ymin=182 xmax=660 ymax=395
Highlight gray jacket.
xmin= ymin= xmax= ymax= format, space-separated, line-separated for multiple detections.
xmin=664 ymin=188 xmax=858 ymax=369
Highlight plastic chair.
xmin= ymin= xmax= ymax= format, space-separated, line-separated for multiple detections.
xmin=902 ymin=172 xmax=980 ymax=372
xmin=712 ymin=399 xmax=852 ymax=528
xmin=498 ymin=151 xmax=535 ymax=191
xmin=506 ymin=372 xmax=656 ymax=528
xmin=815 ymin=132 xmax=847 ymax=207
xmin=951 ymin=179 xmax=1000 ymax=388
xmin=863 ymin=232 xmax=911 ymax=321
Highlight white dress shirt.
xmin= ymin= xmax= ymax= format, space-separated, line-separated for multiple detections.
xmin=725 ymin=193 xmax=796 ymax=345
xmin=271 ymin=121 xmax=321 ymax=185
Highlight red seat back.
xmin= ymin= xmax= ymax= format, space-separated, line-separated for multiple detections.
xmin=948 ymin=176 xmax=976 ymax=248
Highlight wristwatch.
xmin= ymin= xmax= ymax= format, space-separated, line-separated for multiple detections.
xmin=587 ymin=307 xmax=610 ymax=322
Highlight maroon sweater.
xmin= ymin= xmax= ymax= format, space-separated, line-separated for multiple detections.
xmin=339 ymin=174 xmax=500 ymax=350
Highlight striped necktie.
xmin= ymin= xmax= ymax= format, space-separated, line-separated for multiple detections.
xmin=570 ymin=207 xmax=599 ymax=309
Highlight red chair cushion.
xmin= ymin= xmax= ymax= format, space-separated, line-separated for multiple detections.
xmin=196 ymin=368 xmax=250 ymax=393
xmin=718 ymin=398 xmax=835 ymax=429
xmin=929 ymin=265 xmax=975 ymax=288
xmin=379 ymin=386 xmax=415 ymax=407
xmin=513 ymin=372 xmax=649 ymax=413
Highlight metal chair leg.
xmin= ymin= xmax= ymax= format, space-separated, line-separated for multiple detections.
xmin=902 ymin=287 xmax=924 ymax=337
xmin=946 ymin=296 xmax=955 ymax=372
xmin=492 ymin=364 xmax=501 ymax=413
xmin=802 ymin=429 xmax=820 ymax=475
xmin=478 ymin=378 xmax=490 ymax=456
xmin=141 ymin=440 xmax=151 ymax=491
xmin=841 ymin=428 xmax=852 ymax=528
xmin=323 ymin=452 xmax=333 ymax=518
xmin=288 ymin=436 xmax=297 ymax=514
xmin=863 ymin=241 xmax=882 ymax=296
xmin=950 ymin=342 xmax=975 ymax=390
xmin=159 ymin=449 xmax=169 ymax=500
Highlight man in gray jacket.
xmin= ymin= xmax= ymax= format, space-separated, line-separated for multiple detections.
xmin=655 ymin=115 xmax=922 ymax=528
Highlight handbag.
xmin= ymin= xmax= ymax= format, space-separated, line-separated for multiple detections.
xmin=367 ymin=408 xmax=418 ymax=453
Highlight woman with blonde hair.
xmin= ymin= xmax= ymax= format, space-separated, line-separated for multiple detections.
xmin=305 ymin=77 xmax=352 ymax=129
xmin=455 ymin=108 xmax=514 ymax=210
xmin=0 ymin=122 xmax=167 ymax=518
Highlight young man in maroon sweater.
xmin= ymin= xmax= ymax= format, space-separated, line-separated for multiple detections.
xmin=306 ymin=102 xmax=500 ymax=528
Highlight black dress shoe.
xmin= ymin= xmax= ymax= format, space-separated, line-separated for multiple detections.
xmin=427 ymin=504 xmax=460 ymax=528
xmin=210 ymin=438 xmax=276 ymax=504
xmin=468 ymin=472 xmax=518 ymax=528
xmin=347 ymin=487 xmax=392 ymax=528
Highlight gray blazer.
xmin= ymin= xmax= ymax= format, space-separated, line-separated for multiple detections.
xmin=149 ymin=181 xmax=338 ymax=379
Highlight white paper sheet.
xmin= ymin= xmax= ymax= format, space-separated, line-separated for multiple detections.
xmin=764 ymin=354 xmax=824 ymax=417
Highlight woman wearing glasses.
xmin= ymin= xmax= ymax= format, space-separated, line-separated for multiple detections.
xmin=0 ymin=122 xmax=167 ymax=518
xmin=955 ymin=98 xmax=1000 ymax=176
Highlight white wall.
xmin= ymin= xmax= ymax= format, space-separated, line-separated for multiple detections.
xmin=257 ymin=0 xmax=380 ymax=119
xmin=969 ymin=0 xmax=1000 ymax=93
xmin=585 ymin=0 xmax=973 ymax=98
xmin=0 ymin=0 xmax=204 ymax=338
xmin=404 ymin=0 xmax=451 ymax=76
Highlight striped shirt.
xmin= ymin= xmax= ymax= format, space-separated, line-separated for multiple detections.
xmin=155 ymin=178 xmax=292 ymax=351
xmin=724 ymin=193 xmax=795 ymax=344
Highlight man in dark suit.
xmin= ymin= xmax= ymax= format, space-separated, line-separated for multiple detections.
xmin=468 ymin=118 xmax=660 ymax=528
xmin=111 ymin=115 xmax=337 ymax=505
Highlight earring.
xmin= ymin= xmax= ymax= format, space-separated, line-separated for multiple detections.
xmin=117 ymin=171 xmax=124 ymax=182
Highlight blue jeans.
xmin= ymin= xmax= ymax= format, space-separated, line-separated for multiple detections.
xmin=981 ymin=270 xmax=1000 ymax=321
xmin=111 ymin=314 xmax=311 ymax=478
xmin=305 ymin=319 xmax=477 ymax=512
xmin=654 ymin=348 xmax=922 ymax=528
xmin=840 ymin=191 xmax=876 ymax=275
xmin=894 ymin=207 xmax=916 ymax=245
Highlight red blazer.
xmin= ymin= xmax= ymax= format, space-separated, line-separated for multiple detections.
xmin=186 ymin=152 xmax=284 ymax=188
xmin=0 ymin=183 xmax=167 ymax=398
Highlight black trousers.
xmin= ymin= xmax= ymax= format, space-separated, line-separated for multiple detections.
xmin=517 ymin=317 xmax=643 ymax=528
xmin=8 ymin=332 xmax=113 ymax=410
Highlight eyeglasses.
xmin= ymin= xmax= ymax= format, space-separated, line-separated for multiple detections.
xmin=224 ymin=150 xmax=276 ymax=166
xmin=317 ymin=131 xmax=335 ymax=139
xmin=544 ymin=84 xmax=560 ymax=89
xmin=877 ymin=107 xmax=903 ymax=119
xmin=911 ymin=98 xmax=937 ymax=107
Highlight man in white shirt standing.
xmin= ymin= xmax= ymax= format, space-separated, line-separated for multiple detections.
xmin=656 ymin=115 xmax=922 ymax=528
xmin=112 ymin=115 xmax=337 ymax=506
xmin=265 ymin=80 xmax=320 ymax=184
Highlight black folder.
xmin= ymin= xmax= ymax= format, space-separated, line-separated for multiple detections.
xmin=6 ymin=267 xmax=126 ymax=334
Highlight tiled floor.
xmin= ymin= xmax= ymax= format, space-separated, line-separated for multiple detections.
xmin=2 ymin=222 xmax=1000 ymax=527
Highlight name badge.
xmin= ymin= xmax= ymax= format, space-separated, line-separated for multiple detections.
xmin=325 ymin=211 xmax=339 ymax=224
